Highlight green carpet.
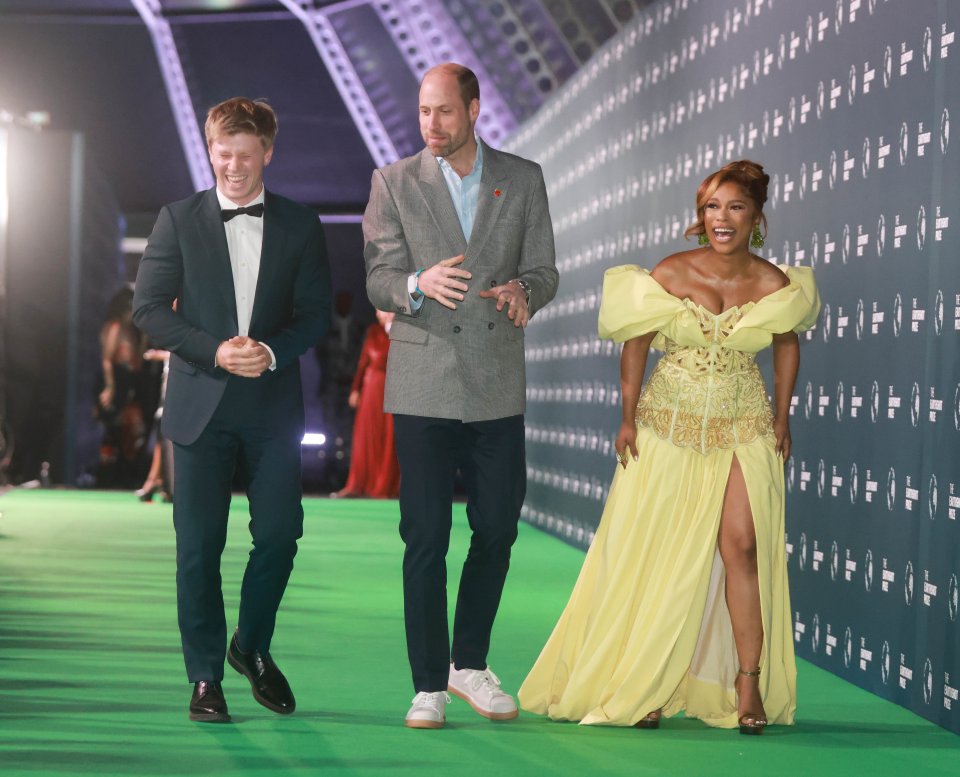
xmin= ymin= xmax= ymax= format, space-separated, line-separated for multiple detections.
xmin=0 ymin=490 xmax=956 ymax=776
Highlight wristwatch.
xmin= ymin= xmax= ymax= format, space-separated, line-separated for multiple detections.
xmin=408 ymin=270 xmax=424 ymax=300
xmin=511 ymin=278 xmax=531 ymax=303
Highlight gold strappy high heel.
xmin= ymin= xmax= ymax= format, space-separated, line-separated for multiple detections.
xmin=633 ymin=709 xmax=662 ymax=729
xmin=735 ymin=668 xmax=767 ymax=735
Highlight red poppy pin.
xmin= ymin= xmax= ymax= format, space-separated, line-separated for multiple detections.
xmin=494 ymin=189 xmax=502 ymax=197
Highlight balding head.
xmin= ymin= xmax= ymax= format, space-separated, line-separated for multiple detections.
xmin=422 ymin=63 xmax=480 ymax=111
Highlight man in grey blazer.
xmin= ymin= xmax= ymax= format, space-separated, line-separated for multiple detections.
xmin=134 ymin=98 xmax=331 ymax=722
xmin=363 ymin=63 xmax=558 ymax=729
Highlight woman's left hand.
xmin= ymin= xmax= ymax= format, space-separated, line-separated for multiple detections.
xmin=773 ymin=417 xmax=791 ymax=460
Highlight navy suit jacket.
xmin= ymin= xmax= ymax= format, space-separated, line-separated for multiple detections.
xmin=133 ymin=187 xmax=331 ymax=445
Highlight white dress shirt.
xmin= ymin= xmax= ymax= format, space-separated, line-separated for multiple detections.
xmin=216 ymin=187 xmax=276 ymax=369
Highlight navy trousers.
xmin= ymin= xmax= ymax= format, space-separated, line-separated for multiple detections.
xmin=172 ymin=377 xmax=304 ymax=682
xmin=393 ymin=413 xmax=526 ymax=692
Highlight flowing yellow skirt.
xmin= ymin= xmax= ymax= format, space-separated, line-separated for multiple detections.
xmin=518 ymin=426 xmax=797 ymax=728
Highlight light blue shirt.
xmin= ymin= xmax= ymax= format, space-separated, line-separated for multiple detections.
xmin=410 ymin=139 xmax=484 ymax=310
xmin=435 ymin=138 xmax=483 ymax=241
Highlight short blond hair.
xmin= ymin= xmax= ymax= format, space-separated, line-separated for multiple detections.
xmin=204 ymin=97 xmax=278 ymax=149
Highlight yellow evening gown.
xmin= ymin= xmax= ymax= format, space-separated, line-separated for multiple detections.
xmin=518 ymin=264 xmax=820 ymax=728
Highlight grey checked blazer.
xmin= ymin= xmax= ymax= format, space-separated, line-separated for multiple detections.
xmin=363 ymin=140 xmax=558 ymax=422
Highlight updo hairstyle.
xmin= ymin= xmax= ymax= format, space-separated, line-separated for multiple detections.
xmin=683 ymin=159 xmax=770 ymax=241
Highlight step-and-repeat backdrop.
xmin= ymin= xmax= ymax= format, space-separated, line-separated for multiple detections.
xmin=505 ymin=0 xmax=958 ymax=733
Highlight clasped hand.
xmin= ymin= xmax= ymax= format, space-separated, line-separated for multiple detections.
xmin=216 ymin=336 xmax=270 ymax=378
xmin=417 ymin=254 xmax=529 ymax=327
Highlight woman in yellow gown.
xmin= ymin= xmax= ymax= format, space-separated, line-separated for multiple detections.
xmin=518 ymin=160 xmax=820 ymax=733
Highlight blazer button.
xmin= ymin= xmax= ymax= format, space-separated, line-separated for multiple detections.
xmin=490 ymin=280 xmax=497 ymax=287
xmin=488 ymin=322 xmax=495 ymax=330
xmin=453 ymin=325 xmax=461 ymax=334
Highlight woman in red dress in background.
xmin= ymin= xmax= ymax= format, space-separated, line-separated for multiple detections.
xmin=335 ymin=310 xmax=400 ymax=498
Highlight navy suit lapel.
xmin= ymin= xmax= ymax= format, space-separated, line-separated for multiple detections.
xmin=466 ymin=141 xmax=509 ymax=263
xmin=195 ymin=188 xmax=239 ymax=333
xmin=250 ymin=190 xmax=285 ymax=334
xmin=417 ymin=149 xmax=468 ymax=257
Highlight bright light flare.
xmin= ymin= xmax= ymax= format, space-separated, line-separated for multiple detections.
xmin=301 ymin=433 xmax=326 ymax=446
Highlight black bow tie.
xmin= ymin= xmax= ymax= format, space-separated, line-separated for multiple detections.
xmin=221 ymin=203 xmax=264 ymax=222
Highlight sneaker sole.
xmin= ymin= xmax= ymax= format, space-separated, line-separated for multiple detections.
xmin=448 ymin=687 xmax=519 ymax=720
xmin=404 ymin=717 xmax=445 ymax=729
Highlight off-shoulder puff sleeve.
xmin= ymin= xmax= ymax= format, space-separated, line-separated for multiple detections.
xmin=597 ymin=265 xmax=690 ymax=346
xmin=727 ymin=266 xmax=821 ymax=345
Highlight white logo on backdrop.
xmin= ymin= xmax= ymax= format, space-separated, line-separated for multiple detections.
xmin=881 ymin=641 xmax=891 ymax=684
xmin=916 ymin=205 xmax=926 ymax=252
xmin=942 ymin=108 xmax=950 ymax=154
xmin=849 ymin=461 xmax=859 ymax=503
xmin=818 ymin=459 xmax=827 ymax=499
xmin=892 ymin=293 xmax=902 ymax=338
xmin=899 ymin=121 xmax=909 ymax=165
xmin=798 ymin=532 xmax=808 ymax=571
xmin=922 ymin=658 xmax=933 ymax=705
xmin=870 ymin=381 xmax=880 ymax=423
xmin=887 ymin=467 xmax=897 ymax=512
xmin=905 ymin=561 xmax=915 ymax=606
xmin=948 ymin=574 xmax=958 ymax=622
xmin=830 ymin=540 xmax=839 ymax=580
xmin=844 ymin=627 xmax=853 ymax=668
xmin=836 ymin=381 xmax=845 ymax=422
xmin=877 ymin=213 xmax=886 ymax=256
xmin=954 ymin=384 xmax=960 ymax=431
xmin=856 ymin=299 xmax=865 ymax=340
xmin=864 ymin=548 xmax=874 ymax=591
xmin=911 ymin=382 xmax=921 ymax=427
xmin=811 ymin=613 xmax=820 ymax=653
xmin=928 ymin=474 xmax=938 ymax=520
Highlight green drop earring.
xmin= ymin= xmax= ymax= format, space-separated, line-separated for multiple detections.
xmin=750 ymin=224 xmax=765 ymax=249
xmin=698 ymin=232 xmax=709 ymax=246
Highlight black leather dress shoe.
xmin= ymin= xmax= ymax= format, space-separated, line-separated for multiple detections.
xmin=227 ymin=632 xmax=296 ymax=714
xmin=189 ymin=681 xmax=231 ymax=723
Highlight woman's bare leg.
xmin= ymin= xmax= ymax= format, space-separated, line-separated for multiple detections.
xmin=717 ymin=455 xmax=766 ymax=725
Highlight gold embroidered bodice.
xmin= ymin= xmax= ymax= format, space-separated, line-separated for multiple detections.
xmin=597 ymin=263 xmax=821 ymax=455
xmin=636 ymin=301 xmax=773 ymax=454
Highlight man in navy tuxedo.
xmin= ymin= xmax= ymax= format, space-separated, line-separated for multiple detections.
xmin=133 ymin=97 xmax=331 ymax=722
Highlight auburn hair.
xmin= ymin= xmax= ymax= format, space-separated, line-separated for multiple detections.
xmin=684 ymin=159 xmax=769 ymax=241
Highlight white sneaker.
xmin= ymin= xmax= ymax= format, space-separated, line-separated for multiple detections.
xmin=447 ymin=664 xmax=518 ymax=720
xmin=404 ymin=691 xmax=450 ymax=729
